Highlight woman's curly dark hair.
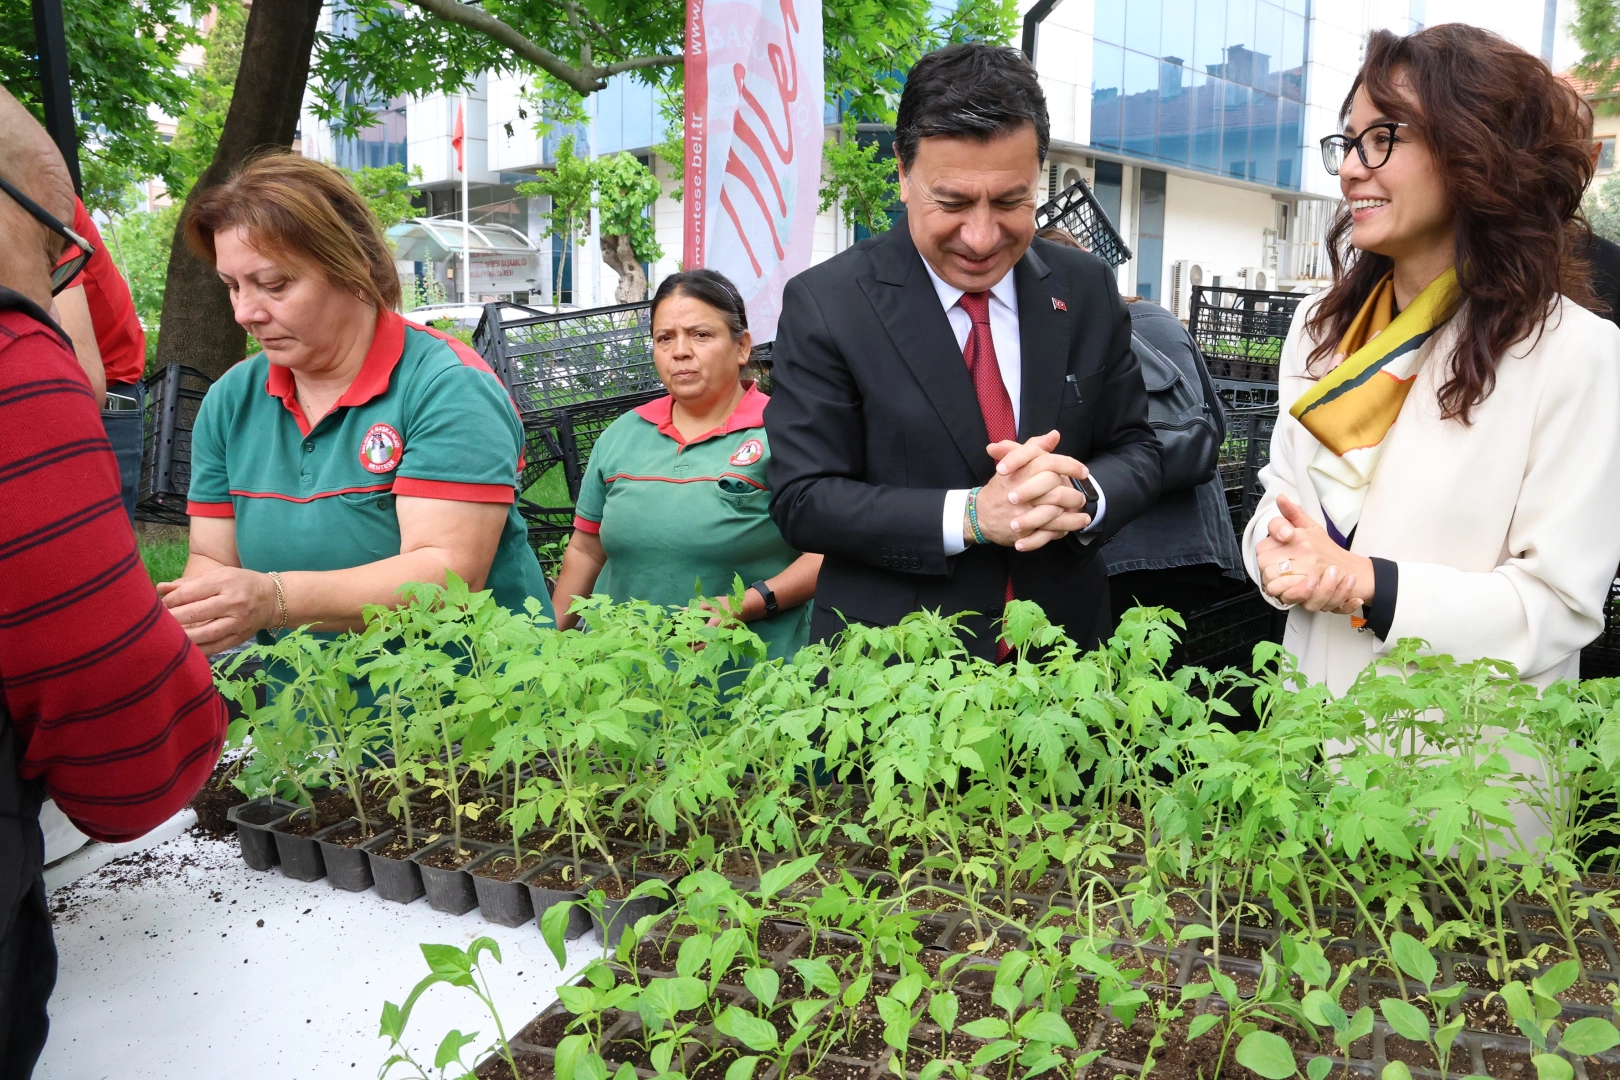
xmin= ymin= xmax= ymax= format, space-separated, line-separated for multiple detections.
xmin=1305 ymin=24 xmax=1597 ymax=423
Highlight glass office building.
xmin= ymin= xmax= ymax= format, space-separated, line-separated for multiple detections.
xmin=1088 ymin=0 xmax=1309 ymax=190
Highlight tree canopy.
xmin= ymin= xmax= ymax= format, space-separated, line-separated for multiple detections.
xmin=0 ymin=0 xmax=200 ymax=213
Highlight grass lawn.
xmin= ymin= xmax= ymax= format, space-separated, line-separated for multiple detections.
xmin=139 ymin=535 xmax=189 ymax=584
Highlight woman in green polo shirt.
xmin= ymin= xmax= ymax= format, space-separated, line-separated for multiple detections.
xmin=156 ymin=154 xmax=551 ymax=652
xmin=551 ymin=270 xmax=821 ymax=661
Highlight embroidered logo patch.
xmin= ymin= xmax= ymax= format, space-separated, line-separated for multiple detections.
xmin=729 ymin=438 xmax=764 ymax=466
xmin=359 ymin=423 xmax=403 ymax=474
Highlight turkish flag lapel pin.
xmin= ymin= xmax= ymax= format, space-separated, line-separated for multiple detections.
xmin=1051 ymin=297 xmax=1068 ymax=312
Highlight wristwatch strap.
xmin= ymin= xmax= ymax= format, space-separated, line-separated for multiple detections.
xmin=749 ymin=579 xmax=778 ymax=619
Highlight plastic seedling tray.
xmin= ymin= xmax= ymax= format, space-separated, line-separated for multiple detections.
xmin=360 ymin=829 xmax=426 ymax=904
xmin=585 ymin=868 xmax=677 ymax=946
xmin=466 ymin=848 xmax=538 ymax=928
xmin=521 ymin=857 xmax=592 ymax=940
xmin=270 ymin=816 xmax=327 ymax=882
xmin=224 ymin=797 xmax=296 ymax=872
xmin=412 ymin=837 xmax=494 ymax=915
xmin=312 ymin=818 xmax=378 ymax=892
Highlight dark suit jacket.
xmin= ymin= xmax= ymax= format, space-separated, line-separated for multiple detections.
xmin=765 ymin=220 xmax=1162 ymax=658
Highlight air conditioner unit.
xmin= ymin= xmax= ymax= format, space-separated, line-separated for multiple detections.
xmin=1240 ymin=266 xmax=1271 ymax=291
xmin=1171 ymin=260 xmax=1206 ymax=319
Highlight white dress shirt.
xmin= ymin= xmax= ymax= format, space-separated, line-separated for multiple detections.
xmin=921 ymin=260 xmax=1106 ymax=555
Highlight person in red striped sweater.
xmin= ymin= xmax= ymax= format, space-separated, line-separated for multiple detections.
xmin=0 ymin=88 xmax=228 ymax=1078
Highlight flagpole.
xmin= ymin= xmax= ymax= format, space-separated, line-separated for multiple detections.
xmin=460 ymin=90 xmax=471 ymax=305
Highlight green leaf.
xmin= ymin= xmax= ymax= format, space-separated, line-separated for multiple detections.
xmin=744 ymin=967 xmax=779 ymax=1011
xmin=1538 ymin=961 xmax=1582 ymax=1000
xmin=960 ymin=1016 xmax=1011 ymax=1040
xmin=715 ymin=1006 xmax=779 ymax=1053
xmin=929 ymin=990 xmax=959 ymax=1034
xmin=1347 ymin=1006 xmax=1376 ymax=1042
xmin=420 ymin=943 xmax=474 ymax=987
xmin=540 ymin=902 xmax=574 ymax=970
xmin=676 ymin=933 xmax=712 ymax=980
xmin=1391 ymin=932 xmax=1437 ymax=989
xmin=1533 ymin=1054 xmax=1575 ymax=1080
xmin=1179 ymin=924 xmax=1217 ymax=941
xmin=1383 ymin=1062 xmax=1413 ymax=1080
xmin=1379 ymin=998 xmax=1432 ymax=1043
xmin=1188 ymin=1014 xmax=1222 ymax=1041
xmin=1235 ymin=1030 xmax=1299 ymax=1079
xmin=1307 ymin=1057 xmax=1334 ymax=1080
xmin=790 ymin=957 xmax=843 ymax=999
xmin=1561 ymin=1018 xmax=1620 ymax=1056
xmin=725 ymin=1055 xmax=761 ymax=1080
xmin=1303 ymin=990 xmax=1348 ymax=1031
xmin=756 ymin=853 xmax=820 ymax=899
xmin=968 ymin=1039 xmax=1020 ymax=1069
xmin=434 ymin=1028 xmax=477 ymax=1069
xmin=1290 ymin=940 xmax=1333 ymax=988
xmin=1015 ymin=1010 xmax=1078 ymax=1048
xmin=556 ymin=1033 xmax=592 ymax=1080
xmin=378 ymin=1001 xmax=404 ymax=1043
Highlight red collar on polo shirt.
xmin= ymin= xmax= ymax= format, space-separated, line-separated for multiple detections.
xmin=265 ymin=307 xmax=406 ymax=436
xmin=634 ymin=380 xmax=769 ymax=448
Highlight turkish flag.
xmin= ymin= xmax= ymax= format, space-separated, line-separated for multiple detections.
xmin=451 ymin=101 xmax=465 ymax=174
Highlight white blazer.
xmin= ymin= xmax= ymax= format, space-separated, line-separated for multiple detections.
xmin=1242 ymin=293 xmax=1620 ymax=695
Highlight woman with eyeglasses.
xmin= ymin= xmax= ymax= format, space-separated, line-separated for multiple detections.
xmin=1245 ymin=23 xmax=1620 ymax=694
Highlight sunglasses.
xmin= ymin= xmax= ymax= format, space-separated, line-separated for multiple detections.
xmin=0 ymin=175 xmax=95 ymax=294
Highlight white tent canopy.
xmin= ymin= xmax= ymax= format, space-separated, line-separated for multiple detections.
xmin=388 ymin=216 xmax=541 ymax=293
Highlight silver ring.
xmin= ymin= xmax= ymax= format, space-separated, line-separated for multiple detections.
xmin=1275 ymin=559 xmax=1291 ymax=575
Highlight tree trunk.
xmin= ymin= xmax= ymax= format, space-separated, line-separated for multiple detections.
xmin=155 ymin=0 xmax=322 ymax=381
xmin=600 ymin=233 xmax=647 ymax=304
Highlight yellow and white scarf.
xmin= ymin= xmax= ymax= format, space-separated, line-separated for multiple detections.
xmin=1290 ymin=267 xmax=1458 ymax=541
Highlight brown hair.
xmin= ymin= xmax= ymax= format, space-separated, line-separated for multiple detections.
xmin=1037 ymin=226 xmax=1084 ymax=249
xmin=184 ymin=152 xmax=401 ymax=310
xmin=1305 ymin=24 xmax=1596 ymax=422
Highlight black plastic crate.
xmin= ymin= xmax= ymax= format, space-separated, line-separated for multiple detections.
xmin=477 ymin=301 xmax=660 ymax=419
xmin=1171 ymin=589 xmax=1288 ymax=673
xmin=1214 ymin=379 xmax=1281 ymax=412
xmin=1582 ymin=579 xmax=1620 ymax=679
xmin=136 ymin=364 xmax=214 ymax=526
xmin=1221 ymin=406 xmax=1277 ymax=539
xmin=1035 ymin=178 xmax=1132 ymax=268
xmin=1190 ymin=286 xmax=1302 ymax=383
xmin=520 ymin=503 xmax=575 ymax=584
xmin=518 ymin=389 xmax=667 ymax=500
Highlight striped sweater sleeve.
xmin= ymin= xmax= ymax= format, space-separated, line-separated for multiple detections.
xmin=0 ymin=309 xmax=226 ymax=843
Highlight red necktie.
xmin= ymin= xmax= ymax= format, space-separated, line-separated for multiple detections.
xmin=958 ymin=291 xmax=1017 ymax=660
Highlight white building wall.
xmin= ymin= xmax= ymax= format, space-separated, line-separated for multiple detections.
xmin=408 ymin=79 xmax=495 ymax=187
xmin=1034 ymin=0 xmax=1096 ymax=148
xmin=1159 ymin=172 xmax=1279 ymax=294
xmin=485 ymin=74 xmax=544 ymax=174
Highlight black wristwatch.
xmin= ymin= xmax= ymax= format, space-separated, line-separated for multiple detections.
xmin=749 ymin=579 xmax=778 ymax=619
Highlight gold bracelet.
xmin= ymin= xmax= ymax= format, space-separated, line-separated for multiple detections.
xmin=266 ymin=571 xmax=289 ymax=631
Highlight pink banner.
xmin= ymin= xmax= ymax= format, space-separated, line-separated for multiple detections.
xmin=684 ymin=0 xmax=823 ymax=343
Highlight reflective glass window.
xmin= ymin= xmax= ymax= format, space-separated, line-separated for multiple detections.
xmin=1194 ymin=0 xmax=1228 ymax=75
xmin=1226 ymin=0 xmax=1256 ymax=82
xmin=1280 ymin=13 xmax=1306 ymax=100
xmin=1091 ymin=41 xmax=1125 ymax=149
xmin=1254 ymin=2 xmax=1283 ymax=90
xmin=1220 ymin=81 xmax=1252 ymax=178
xmin=1162 ymin=0 xmax=1195 ymax=66
xmin=1122 ymin=49 xmax=1159 ymax=160
xmin=1135 ymin=169 xmax=1167 ymax=301
xmin=1156 ymin=62 xmax=1191 ymax=163
xmin=1282 ymin=0 xmax=1306 ymax=12
xmin=622 ymin=79 xmax=655 ymax=153
xmin=1189 ymin=70 xmax=1221 ymax=173
xmin=1126 ymin=0 xmax=1161 ymax=57
xmin=1095 ymin=0 xmax=1126 ymax=45
xmin=1277 ymin=95 xmax=1302 ymax=189
xmin=1248 ymin=91 xmax=1279 ymax=185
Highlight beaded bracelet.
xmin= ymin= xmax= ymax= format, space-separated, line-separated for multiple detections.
xmin=966 ymin=486 xmax=988 ymax=546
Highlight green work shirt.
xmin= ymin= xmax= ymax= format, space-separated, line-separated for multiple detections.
xmin=573 ymin=383 xmax=810 ymax=661
xmin=187 ymin=308 xmax=552 ymax=628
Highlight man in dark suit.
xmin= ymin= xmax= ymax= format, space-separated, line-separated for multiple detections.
xmin=765 ymin=43 xmax=1161 ymax=660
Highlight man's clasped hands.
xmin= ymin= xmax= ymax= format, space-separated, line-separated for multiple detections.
xmin=967 ymin=430 xmax=1094 ymax=550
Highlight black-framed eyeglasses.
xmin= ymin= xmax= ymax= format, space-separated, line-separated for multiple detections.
xmin=1319 ymin=122 xmax=1411 ymax=176
xmin=0 ymin=175 xmax=94 ymax=295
